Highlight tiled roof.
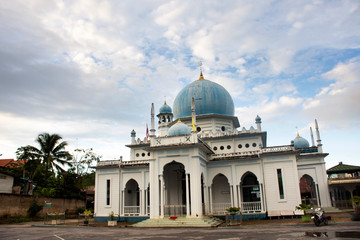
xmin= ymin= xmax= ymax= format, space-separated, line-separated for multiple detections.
xmin=327 ymin=162 xmax=360 ymax=174
xmin=0 ymin=159 xmax=14 ymax=167
xmin=0 ymin=159 xmax=27 ymax=168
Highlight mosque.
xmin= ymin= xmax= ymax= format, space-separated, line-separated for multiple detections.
xmin=94 ymin=69 xmax=331 ymax=224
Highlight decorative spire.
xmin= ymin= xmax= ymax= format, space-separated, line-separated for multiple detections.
xmin=177 ymin=108 xmax=181 ymax=122
xmin=296 ymin=126 xmax=300 ymax=137
xmin=310 ymin=127 xmax=315 ymax=147
xmin=198 ymin=61 xmax=204 ymax=80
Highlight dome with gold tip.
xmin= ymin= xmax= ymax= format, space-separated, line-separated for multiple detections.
xmin=173 ymin=72 xmax=234 ymax=120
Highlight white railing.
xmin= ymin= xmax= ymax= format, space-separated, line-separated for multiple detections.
xmin=262 ymin=145 xmax=292 ymax=153
xmin=212 ymin=203 xmax=231 ymax=215
xmin=124 ymin=206 xmax=140 ymax=216
xmin=97 ymin=160 xmax=149 ymax=167
xmin=164 ymin=205 xmax=186 ymax=216
xmin=97 ymin=160 xmax=121 ymax=167
xmin=241 ymin=202 xmax=262 ymax=212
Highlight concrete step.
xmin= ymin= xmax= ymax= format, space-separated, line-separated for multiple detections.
xmin=133 ymin=216 xmax=223 ymax=228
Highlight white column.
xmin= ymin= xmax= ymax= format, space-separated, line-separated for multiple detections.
xmin=236 ymin=185 xmax=240 ymax=207
xmin=139 ymin=189 xmax=143 ymax=216
xmin=160 ymin=175 xmax=164 ymax=217
xmin=238 ymin=185 xmax=242 ymax=210
xmin=186 ymin=173 xmax=190 ymax=217
xmin=230 ymin=185 xmax=234 ymax=207
xmin=204 ymin=185 xmax=208 ymax=215
xmin=209 ymin=186 xmax=213 ymax=213
xmin=121 ymin=190 xmax=124 ymax=216
xmin=144 ymin=189 xmax=147 ymax=216
xmin=259 ymin=183 xmax=264 ymax=211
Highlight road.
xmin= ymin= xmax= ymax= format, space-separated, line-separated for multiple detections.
xmin=0 ymin=222 xmax=359 ymax=240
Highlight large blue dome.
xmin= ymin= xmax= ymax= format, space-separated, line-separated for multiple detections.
xmin=168 ymin=122 xmax=191 ymax=136
xmin=173 ymin=79 xmax=235 ymax=119
xmin=293 ymin=134 xmax=310 ymax=149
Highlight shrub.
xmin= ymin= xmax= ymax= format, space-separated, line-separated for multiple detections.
xmin=27 ymin=200 xmax=43 ymax=217
xmin=350 ymin=196 xmax=360 ymax=214
xmin=76 ymin=207 xmax=86 ymax=214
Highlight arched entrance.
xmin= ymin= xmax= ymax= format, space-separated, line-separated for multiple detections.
xmin=211 ymin=174 xmax=231 ymax=215
xmin=163 ymin=161 xmax=187 ymax=216
xmin=300 ymin=174 xmax=318 ymax=206
xmin=124 ymin=179 xmax=140 ymax=216
xmin=241 ymin=172 xmax=261 ymax=212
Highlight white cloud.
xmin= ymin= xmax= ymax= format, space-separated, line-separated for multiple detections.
xmin=303 ymin=57 xmax=360 ymax=128
xmin=0 ymin=0 xmax=359 ymax=166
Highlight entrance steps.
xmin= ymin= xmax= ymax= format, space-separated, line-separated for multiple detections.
xmin=321 ymin=207 xmax=344 ymax=213
xmin=133 ymin=216 xmax=223 ymax=228
xmin=306 ymin=207 xmax=343 ymax=213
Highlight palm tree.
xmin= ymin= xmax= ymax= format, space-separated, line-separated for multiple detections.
xmin=16 ymin=133 xmax=72 ymax=174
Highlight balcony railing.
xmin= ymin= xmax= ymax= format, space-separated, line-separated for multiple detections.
xmin=97 ymin=160 xmax=149 ymax=167
xmin=211 ymin=202 xmax=262 ymax=215
xmin=241 ymin=201 xmax=262 ymax=212
xmin=262 ymin=145 xmax=293 ymax=153
xmin=212 ymin=203 xmax=231 ymax=215
xmin=124 ymin=206 xmax=140 ymax=216
xmin=164 ymin=205 xmax=186 ymax=216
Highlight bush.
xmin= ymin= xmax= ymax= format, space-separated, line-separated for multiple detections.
xmin=0 ymin=214 xmax=33 ymax=224
xmin=27 ymin=200 xmax=43 ymax=217
xmin=76 ymin=207 xmax=86 ymax=214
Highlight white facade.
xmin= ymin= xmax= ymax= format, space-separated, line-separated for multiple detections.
xmin=94 ymin=73 xmax=331 ymax=220
xmin=0 ymin=172 xmax=14 ymax=194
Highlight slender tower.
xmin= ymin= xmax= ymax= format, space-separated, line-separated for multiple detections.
xmin=150 ymin=103 xmax=156 ymax=138
xmin=315 ymin=119 xmax=323 ymax=153
xmin=255 ymin=115 xmax=262 ymax=132
xmin=310 ymin=127 xmax=315 ymax=147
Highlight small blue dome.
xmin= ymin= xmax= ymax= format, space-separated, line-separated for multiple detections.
xmin=168 ymin=122 xmax=191 ymax=136
xmin=131 ymin=129 xmax=136 ymax=137
xmin=159 ymin=101 xmax=172 ymax=114
xmin=173 ymin=79 xmax=234 ymax=119
xmin=255 ymin=115 xmax=261 ymax=123
xmin=293 ymin=134 xmax=310 ymax=149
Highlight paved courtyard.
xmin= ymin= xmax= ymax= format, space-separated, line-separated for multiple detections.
xmin=0 ymin=222 xmax=359 ymax=240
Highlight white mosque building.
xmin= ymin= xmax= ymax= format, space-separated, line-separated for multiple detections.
xmin=94 ymin=70 xmax=331 ymax=224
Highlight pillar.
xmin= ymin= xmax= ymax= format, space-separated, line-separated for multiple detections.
xmin=186 ymin=173 xmax=190 ymax=217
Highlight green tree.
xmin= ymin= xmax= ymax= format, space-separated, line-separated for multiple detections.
xmin=16 ymin=133 xmax=72 ymax=174
xmin=71 ymin=148 xmax=101 ymax=176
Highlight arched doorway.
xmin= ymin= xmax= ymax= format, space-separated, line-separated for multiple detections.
xmin=163 ymin=161 xmax=186 ymax=216
xmin=212 ymin=173 xmax=231 ymax=215
xmin=241 ymin=172 xmax=261 ymax=212
xmin=124 ymin=179 xmax=140 ymax=216
xmin=300 ymin=174 xmax=318 ymax=207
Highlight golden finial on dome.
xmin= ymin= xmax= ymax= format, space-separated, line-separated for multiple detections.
xmin=198 ymin=61 xmax=204 ymax=80
xmin=177 ymin=108 xmax=181 ymax=122
xmin=296 ymin=126 xmax=300 ymax=137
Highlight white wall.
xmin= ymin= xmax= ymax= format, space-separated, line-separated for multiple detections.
xmin=95 ymin=168 xmax=120 ymax=217
xmin=0 ymin=173 xmax=14 ymax=193
xmin=263 ymin=154 xmax=301 ymax=212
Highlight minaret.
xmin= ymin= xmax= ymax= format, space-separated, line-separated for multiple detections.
xmin=315 ymin=119 xmax=323 ymax=153
xmin=310 ymin=127 xmax=315 ymax=147
xmin=191 ymin=97 xmax=197 ymax=132
xmin=157 ymin=101 xmax=173 ymax=137
xmin=150 ymin=103 xmax=156 ymax=138
xmin=255 ymin=115 xmax=262 ymax=132
xmin=131 ymin=129 xmax=136 ymax=144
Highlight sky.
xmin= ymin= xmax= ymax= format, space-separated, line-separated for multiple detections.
xmin=0 ymin=0 xmax=359 ymax=169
